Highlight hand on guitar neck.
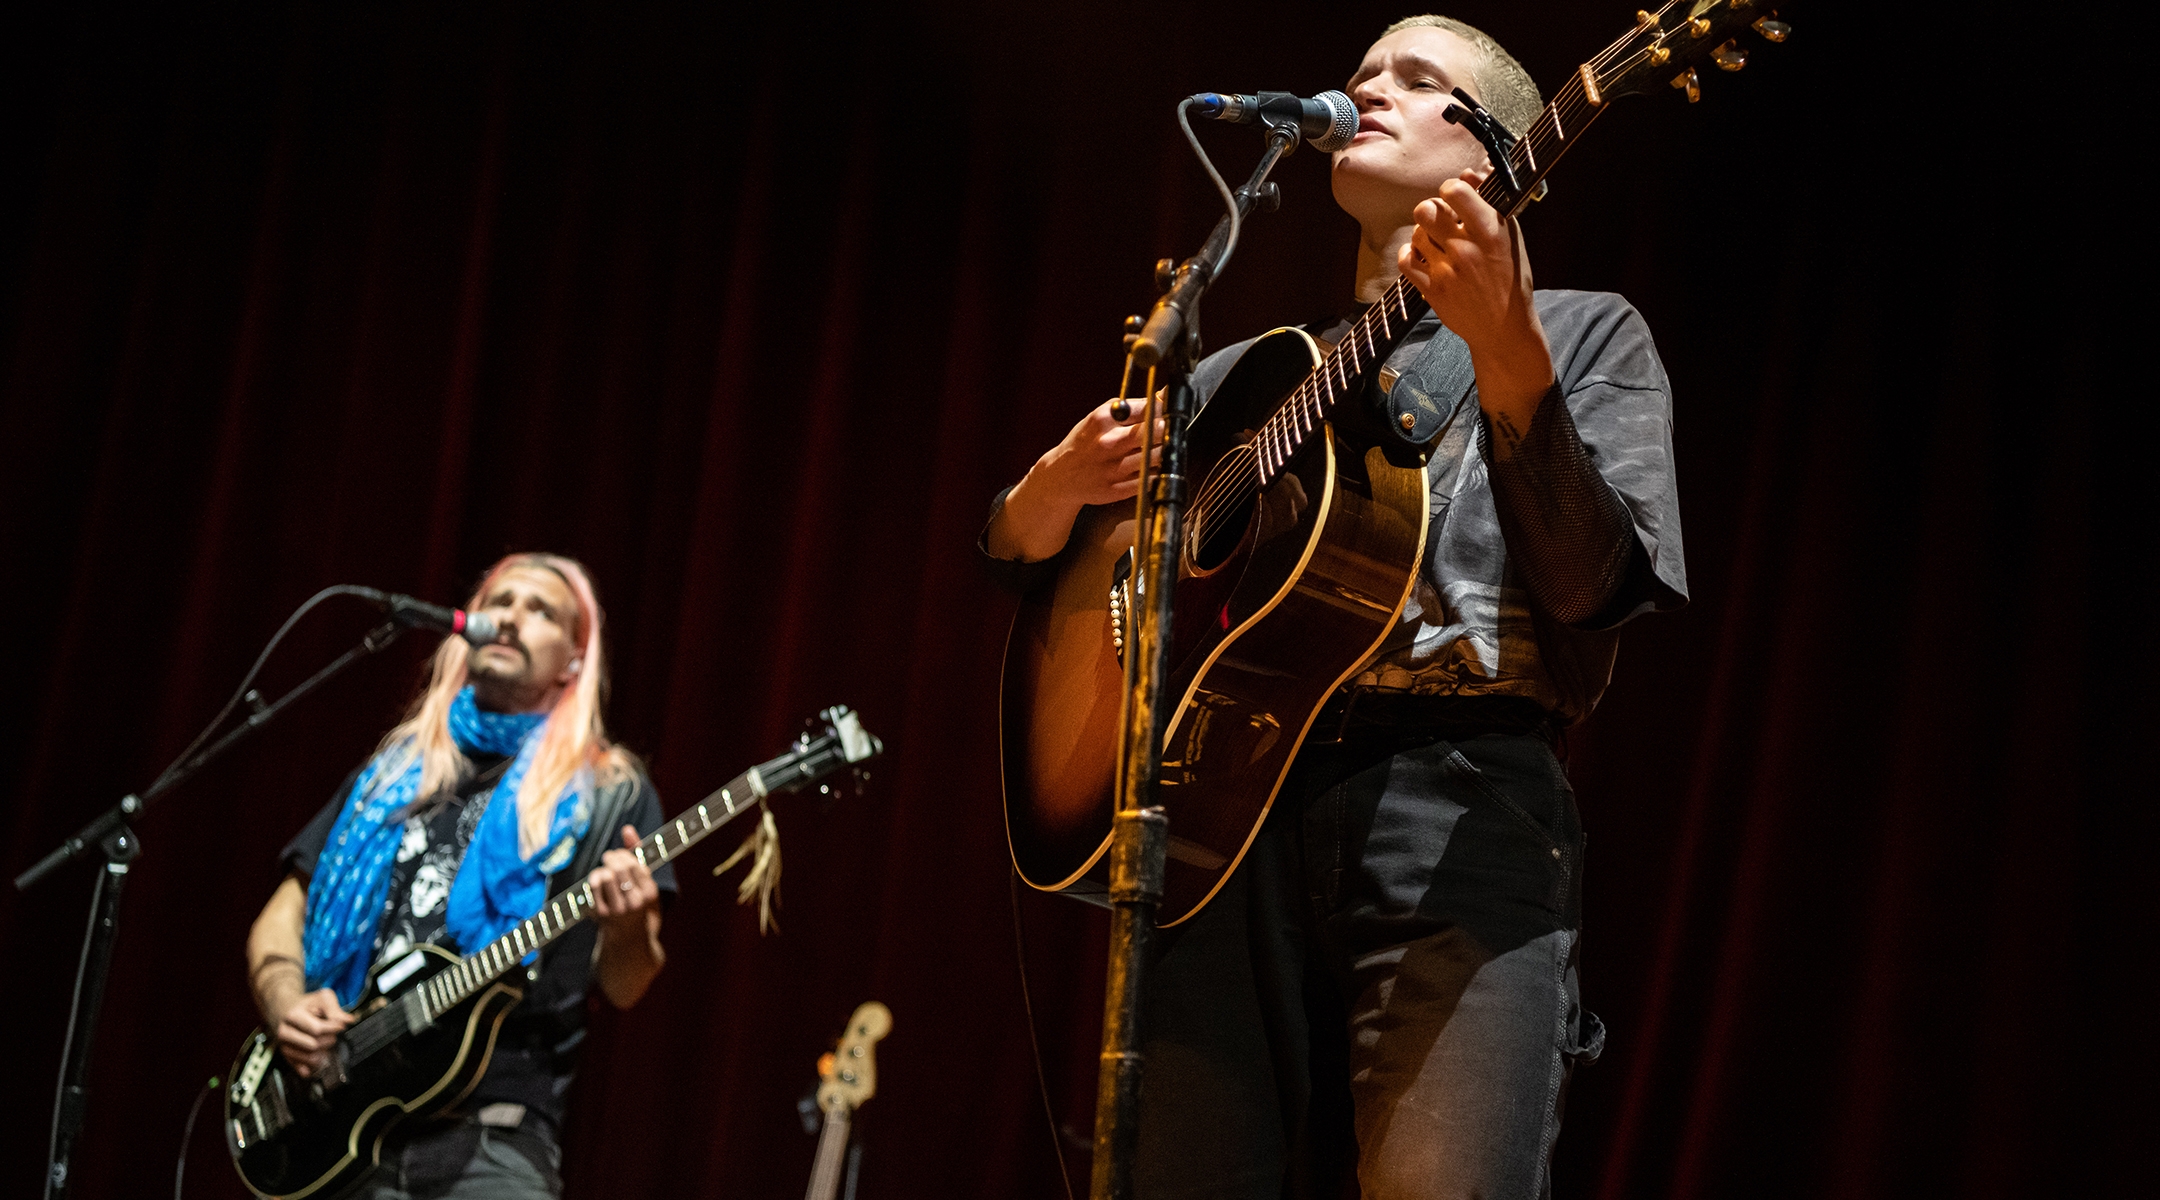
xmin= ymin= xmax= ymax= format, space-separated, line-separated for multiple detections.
xmin=985 ymin=397 xmax=1165 ymax=564
xmin=587 ymin=823 xmax=667 ymax=1008
xmin=1395 ymin=169 xmax=1556 ymax=462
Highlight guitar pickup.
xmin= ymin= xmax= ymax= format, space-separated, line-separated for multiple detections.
xmin=231 ymin=1033 xmax=275 ymax=1108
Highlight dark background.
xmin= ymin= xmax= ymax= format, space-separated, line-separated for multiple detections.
xmin=1 ymin=1 xmax=2147 ymax=1197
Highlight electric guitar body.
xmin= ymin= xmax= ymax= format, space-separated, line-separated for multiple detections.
xmin=1001 ymin=327 xmax=1430 ymax=925
xmin=226 ymin=943 xmax=519 ymax=1200
xmin=226 ymin=707 xmax=886 ymax=1199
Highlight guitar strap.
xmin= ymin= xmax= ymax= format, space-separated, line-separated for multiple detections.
xmin=1378 ymin=321 xmax=1477 ymax=446
xmin=1311 ymin=316 xmax=1476 ymax=446
xmin=540 ymin=773 xmax=644 ymax=965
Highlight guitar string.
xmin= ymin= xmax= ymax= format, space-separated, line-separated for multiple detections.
xmin=1182 ymin=25 xmax=1666 ymax=551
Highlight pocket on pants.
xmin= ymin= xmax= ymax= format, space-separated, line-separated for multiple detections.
xmin=1439 ymin=746 xmax=1573 ymax=916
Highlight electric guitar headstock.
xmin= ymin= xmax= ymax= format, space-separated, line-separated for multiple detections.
xmin=1590 ymin=0 xmax=1792 ymax=105
xmin=761 ymin=706 xmax=884 ymax=799
xmin=815 ymin=1001 xmax=891 ymax=1117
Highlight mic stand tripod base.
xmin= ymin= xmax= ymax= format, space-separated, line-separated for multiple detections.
xmin=45 ymin=822 xmax=138 ymax=1200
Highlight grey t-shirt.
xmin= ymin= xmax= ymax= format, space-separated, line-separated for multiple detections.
xmin=1187 ymin=288 xmax=1686 ymax=723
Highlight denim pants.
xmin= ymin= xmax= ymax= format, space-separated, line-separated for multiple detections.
xmin=1132 ymin=728 xmax=1605 ymax=1200
xmin=354 ymin=1117 xmax=563 ymax=1200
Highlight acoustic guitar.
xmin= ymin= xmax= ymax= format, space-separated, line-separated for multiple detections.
xmin=803 ymin=1001 xmax=891 ymax=1200
xmin=224 ymin=707 xmax=884 ymax=1200
xmin=1001 ymin=1 xmax=1789 ymax=924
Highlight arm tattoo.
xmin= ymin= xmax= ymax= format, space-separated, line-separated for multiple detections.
xmin=1490 ymin=409 xmax=1528 ymax=457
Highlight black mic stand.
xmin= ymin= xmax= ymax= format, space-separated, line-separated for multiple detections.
xmin=1089 ymin=117 xmax=1300 ymax=1200
xmin=15 ymin=615 xmax=415 ymax=1200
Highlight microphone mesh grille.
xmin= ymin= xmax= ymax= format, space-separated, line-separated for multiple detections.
xmin=1313 ymin=90 xmax=1357 ymax=152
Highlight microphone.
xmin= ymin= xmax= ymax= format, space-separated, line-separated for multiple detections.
xmin=351 ymin=588 xmax=500 ymax=645
xmin=1191 ymin=90 xmax=1358 ymax=152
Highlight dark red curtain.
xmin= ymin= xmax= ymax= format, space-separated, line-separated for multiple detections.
xmin=1 ymin=3 xmax=2145 ymax=1197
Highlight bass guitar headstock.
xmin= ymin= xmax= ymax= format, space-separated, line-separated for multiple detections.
xmin=1590 ymin=0 xmax=1793 ymax=105
xmin=815 ymin=1001 xmax=892 ymax=1116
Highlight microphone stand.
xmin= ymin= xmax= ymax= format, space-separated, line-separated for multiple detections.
xmin=15 ymin=617 xmax=414 ymax=1200
xmin=1090 ymin=117 xmax=1301 ymax=1200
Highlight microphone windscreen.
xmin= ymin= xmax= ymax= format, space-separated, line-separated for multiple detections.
xmin=461 ymin=612 xmax=500 ymax=645
xmin=1311 ymin=90 xmax=1358 ymax=152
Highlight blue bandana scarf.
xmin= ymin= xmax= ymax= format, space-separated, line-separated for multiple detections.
xmin=303 ymin=687 xmax=591 ymax=1005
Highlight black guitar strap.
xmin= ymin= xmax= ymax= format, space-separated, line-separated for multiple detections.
xmin=1379 ymin=321 xmax=1477 ymax=447
xmin=548 ymin=774 xmax=642 ymax=901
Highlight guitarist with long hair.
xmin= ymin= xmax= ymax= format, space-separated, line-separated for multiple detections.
xmin=244 ymin=552 xmax=675 ymax=1196
xmin=986 ymin=15 xmax=1687 ymax=1198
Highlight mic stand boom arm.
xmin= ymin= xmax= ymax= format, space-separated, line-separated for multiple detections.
xmin=1091 ymin=118 xmax=1300 ymax=1200
xmin=15 ymin=616 xmax=410 ymax=1200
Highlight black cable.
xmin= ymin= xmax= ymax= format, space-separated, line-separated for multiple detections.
xmin=42 ymin=584 xmax=382 ymax=1198
xmin=1009 ymin=867 xmax=1078 ymax=1200
xmin=43 ymin=865 xmax=108 ymax=1200
xmin=144 ymin=584 xmax=383 ymax=797
xmin=173 ymin=1074 xmax=219 ymax=1200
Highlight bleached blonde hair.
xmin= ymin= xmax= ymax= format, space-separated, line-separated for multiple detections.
xmin=368 ymin=552 xmax=637 ymax=858
xmin=1381 ymin=14 xmax=1543 ymax=137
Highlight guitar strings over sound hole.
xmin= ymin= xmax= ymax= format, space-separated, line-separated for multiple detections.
xmin=1187 ymin=443 xmax=1259 ymax=573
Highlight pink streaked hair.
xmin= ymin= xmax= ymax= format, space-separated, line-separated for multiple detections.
xmin=366 ymin=552 xmax=636 ymax=857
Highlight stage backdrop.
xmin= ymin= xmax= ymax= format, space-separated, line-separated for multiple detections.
xmin=1 ymin=3 xmax=2145 ymax=1197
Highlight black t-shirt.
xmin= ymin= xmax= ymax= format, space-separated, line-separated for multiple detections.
xmin=281 ymin=756 xmax=676 ymax=1134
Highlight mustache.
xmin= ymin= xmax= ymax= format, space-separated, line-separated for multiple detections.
xmin=470 ymin=633 xmax=530 ymax=666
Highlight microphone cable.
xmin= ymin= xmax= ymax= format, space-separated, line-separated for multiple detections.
xmin=1009 ymin=866 xmax=1079 ymax=1200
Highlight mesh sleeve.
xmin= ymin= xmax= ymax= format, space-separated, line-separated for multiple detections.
xmin=1482 ymin=386 xmax=1639 ymax=626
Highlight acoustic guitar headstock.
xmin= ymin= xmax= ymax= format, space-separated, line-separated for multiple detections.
xmin=1588 ymin=0 xmax=1793 ymax=105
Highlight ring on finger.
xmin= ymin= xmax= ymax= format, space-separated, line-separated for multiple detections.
xmin=1109 ymin=398 xmax=1132 ymax=421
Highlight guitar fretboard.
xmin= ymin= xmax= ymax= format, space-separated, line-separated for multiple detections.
xmin=411 ymin=755 xmax=796 ymax=1020
xmin=1244 ymin=49 xmax=1613 ymax=492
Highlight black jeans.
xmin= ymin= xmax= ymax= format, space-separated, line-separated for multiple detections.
xmin=1132 ymin=728 xmax=1604 ymax=1200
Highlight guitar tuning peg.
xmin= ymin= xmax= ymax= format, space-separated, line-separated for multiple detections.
xmin=1712 ymin=40 xmax=1749 ymax=71
xmin=1753 ymin=16 xmax=1791 ymax=42
xmin=1670 ymin=67 xmax=1701 ymax=102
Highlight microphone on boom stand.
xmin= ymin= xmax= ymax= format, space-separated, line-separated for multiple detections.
xmin=349 ymin=589 xmax=501 ymax=645
xmin=1190 ymin=89 xmax=1359 ymax=151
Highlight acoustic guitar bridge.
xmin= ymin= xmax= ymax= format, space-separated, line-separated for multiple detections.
xmin=1108 ymin=550 xmax=1134 ymax=667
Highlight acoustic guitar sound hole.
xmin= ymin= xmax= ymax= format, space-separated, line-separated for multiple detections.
xmin=1187 ymin=445 xmax=1258 ymax=573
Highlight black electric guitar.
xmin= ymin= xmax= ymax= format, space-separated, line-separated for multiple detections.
xmin=1001 ymin=1 xmax=1791 ymax=924
xmin=225 ymin=706 xmax=884 ymax=1200
xmin=803 ymin=1001 xmax=891 ymax=1200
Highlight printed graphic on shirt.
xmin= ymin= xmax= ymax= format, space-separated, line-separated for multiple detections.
xmin=368 ymin=789 xmax=494 ymax=975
